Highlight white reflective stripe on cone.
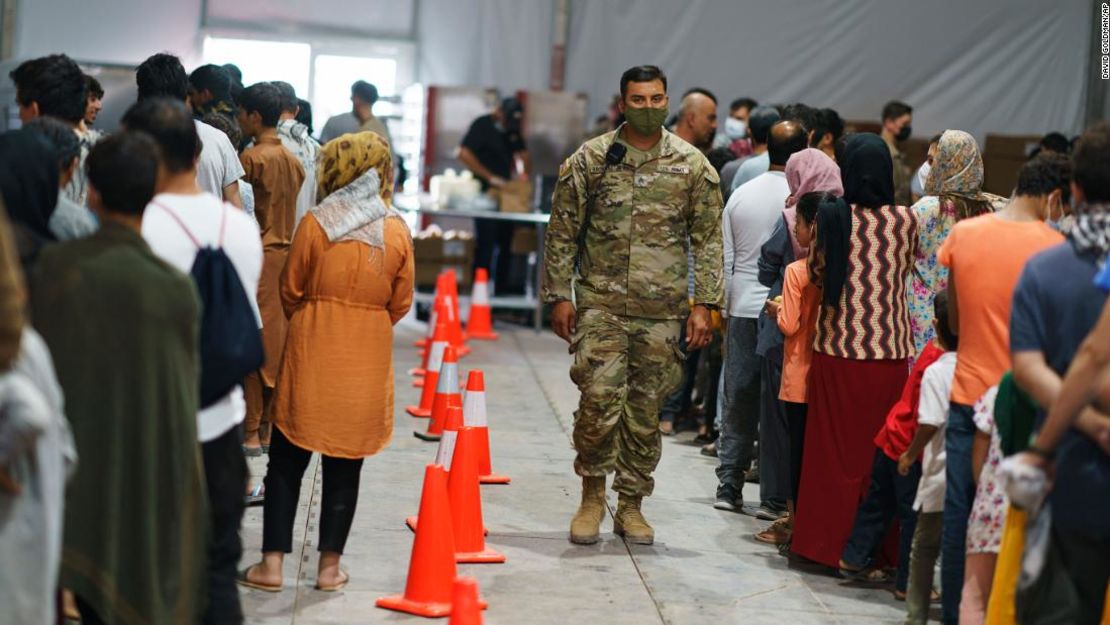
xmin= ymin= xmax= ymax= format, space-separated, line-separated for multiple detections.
xmin=434 ymin=430 xmax=458 ymax=468
xmin=463 ymin=390 xmax=487 ymax=427
xmin=426 ymin=308 xmax=438 ymax=337
xmin=426 ymin=341 xmax=447 ymax=372
xmin=436 ymin=362 xmax=459 ymax=393
xmin=444 ymin=300 xmax=458 ymax=323
xmin=472 ymin=281 xmax=489 ymax=306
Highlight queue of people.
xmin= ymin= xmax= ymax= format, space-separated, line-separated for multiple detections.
xmin=0 ymin=52 xmax=414 ymax=625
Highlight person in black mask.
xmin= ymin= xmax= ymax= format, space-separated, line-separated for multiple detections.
xmin=880 ymin=100 xmax=914 ymax=206
xmin=458 ymin=97 xmax=532 ymax=294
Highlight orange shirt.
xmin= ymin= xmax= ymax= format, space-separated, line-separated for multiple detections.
xmin=778 ymin=259 xmax=820 ymax=403
xmin=240 ymin=136 xmax=306 ymax=250
xmin=937 ymin=214 xmax=1062 ymax=405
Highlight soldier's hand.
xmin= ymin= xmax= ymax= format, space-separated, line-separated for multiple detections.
xmin=686 ymin=306 xmax=712 ymax=351
xmin=551 ymin=300 xmax=577 ymax=343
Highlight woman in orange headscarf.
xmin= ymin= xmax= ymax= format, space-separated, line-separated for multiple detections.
xmin=240 ymin=131 xmax=414 ymax=593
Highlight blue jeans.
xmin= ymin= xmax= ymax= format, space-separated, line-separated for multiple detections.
xmin=941 ymin=402 xmax=976 ymax=625
xmin=840 ymin=449 xmax=920 ymax=592
xmin=716 ymin=317 xmax=760 ymax=489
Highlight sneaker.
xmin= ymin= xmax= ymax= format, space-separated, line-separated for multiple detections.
xmin=740 ymin=502 xmax=787 ymax=520
xmin=713 ymin=483 xmax=740 ymax=511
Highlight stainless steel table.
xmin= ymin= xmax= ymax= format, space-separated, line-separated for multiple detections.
xmin=395 ymin=195 xmax=550 ymax=331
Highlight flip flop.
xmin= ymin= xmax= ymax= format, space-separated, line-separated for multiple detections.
xmin=315 ymin=569 xmax=350 ymax=592
xmin=237 ymin=565 xmax=281 ymax=593
xmin=242 ymin=445 xmax=263 ymax=457
xmin=245 ymin=483 xmax=264 ymax=507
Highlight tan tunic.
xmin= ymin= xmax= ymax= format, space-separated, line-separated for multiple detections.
xmin=240 ymin=136 xmax=306 ymax=385
xmin=270 ymin=213 xmax=414 ymax=458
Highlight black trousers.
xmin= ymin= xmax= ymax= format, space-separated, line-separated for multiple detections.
xmin=262 ymin=428 xmax=364 ymax=554
xmin=1017 ymin=526 xmax=1110 ymax=625
xmin=202 ymin=425 xmax=248 ymax=625
xmin=784 ymin=400 xmax=807 ymax=503
xmin=841 ymin=448 xmax=921 ymax=592
xmin=473 ymin=221 xmax=516 ymax=294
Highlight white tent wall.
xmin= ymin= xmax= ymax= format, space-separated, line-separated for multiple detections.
xmin=7 ymin=0 xmax=1097 ymax=141
xmin=416 ymin=0 xmax=554 ymax=96
xmin=14 ymin=0 xmax=205 ymax=66
xmin=562 ymin=0 xmax=1092 ymax=141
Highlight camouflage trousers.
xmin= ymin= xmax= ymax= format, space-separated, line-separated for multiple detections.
xmin=569 ymin=308 xmax=685 ymax=497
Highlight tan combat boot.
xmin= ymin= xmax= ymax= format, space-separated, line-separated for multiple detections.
xmin=614 ymin=494 xmax=654 ymax=545
xmin=569 ymin=476 xmax=607 ymax=544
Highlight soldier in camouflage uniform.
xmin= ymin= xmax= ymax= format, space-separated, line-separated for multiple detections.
xmin=543 ymin=66 xmax=724 ymax=546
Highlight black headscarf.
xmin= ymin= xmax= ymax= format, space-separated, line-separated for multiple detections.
xmin=841 ymin=133 xmax=895 ymax=209
xmin=816 ymin=133 xmax=895 ymax=306
xmin=0 ymin=128 xmax=61 ymax=272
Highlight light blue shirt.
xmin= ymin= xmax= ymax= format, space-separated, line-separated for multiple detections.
xmin=730 ymin=151 xmax=770 ymax=194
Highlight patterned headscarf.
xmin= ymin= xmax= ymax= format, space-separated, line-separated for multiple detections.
xmin=316 ymin=131 xmax=393 ymax=205
xmin=311 ymin=131 xmax=395 ymax=252
xmin=785 ymin=149 xmax=843 ymax=258
xmin=924 ymin=130 xmax=984 ymax=200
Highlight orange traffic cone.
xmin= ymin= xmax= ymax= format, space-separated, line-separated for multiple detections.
xmin=443 ymin=270 xmax=471 ymax=358
xmin=449 ymin=427 xmax=505 ymax=563
xmin=414 ymin=273 xmax=445 ymax=349
xmin=410 ymin=293 xmax=441 ymax=374
xmin=449 ymin=577 xmax=484 ymax=625
xmin=406 ymin=319 xmax=449 ymax=418
xmin=415 ymin=346 xmax=461 ymax=441
xmin=465 ymin=268 xmax=499 ymax=341
xmin=376 ymin=464 xmax=457 ymax=618
xmin=413 ymin=300 xmax=447 ymax=388
xmin=407 ymin=406 xmax=464 ymax=531
xmin=463 ymin=370 xmax=511 ymax=485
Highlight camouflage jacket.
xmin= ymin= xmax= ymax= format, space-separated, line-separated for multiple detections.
xmin=543 ymin=128 xmax=724 ymax=320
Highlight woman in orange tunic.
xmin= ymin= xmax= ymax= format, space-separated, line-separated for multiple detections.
xmin=240 ymin=131 xmax=414 ymax=593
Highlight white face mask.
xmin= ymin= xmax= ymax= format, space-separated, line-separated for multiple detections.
xmin=724 ymin=117 xmax=747 ymax=140
xmin=912 ymin=161 xmax=931 ymax=197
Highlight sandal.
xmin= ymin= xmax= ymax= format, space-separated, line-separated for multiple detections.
xmin=315 ymin=569 xmax=350 ymax=592
xmin=893 ymin=588 xmax=941 ymax=602
xmin=237 ymin=565 xmax=281 ymax=592
xmin=838 ymin=561 xmax=892 ymax=584
xmin=754 ymin=517 xmax=793 ymax=545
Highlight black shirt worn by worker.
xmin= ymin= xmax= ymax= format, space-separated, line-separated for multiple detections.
xmin=460 ymin=114 xmax=526 ymax=191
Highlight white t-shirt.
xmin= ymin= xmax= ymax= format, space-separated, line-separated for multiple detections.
xmin=195 ymin=120 xmax=245 ymax=201
xmin=141 ymin=192 xmax=263 ymax=443
xmin=913 ymin=351 xmax=959 ymax=513
xmin=722 ymin=170 xmax=790 ymax=318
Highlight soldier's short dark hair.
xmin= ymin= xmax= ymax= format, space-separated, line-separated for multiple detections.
xmin=620 ymin=65 xmax=667 ymax=98
xmin=239 ymin=82 xmax=283 ymax=127
xmin=1072 ymin=122 xmax=1110 ymax=202
xmin=881 ymin=100 xmax=913 ymax=122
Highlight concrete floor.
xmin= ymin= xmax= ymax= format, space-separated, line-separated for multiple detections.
xmin=239 ymin=319 xmax=914 ymax=624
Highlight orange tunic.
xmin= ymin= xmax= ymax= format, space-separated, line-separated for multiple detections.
xmin=241 ymin=136 xmax=306 ymax=386
xmin=270 ymin=213 xmax=414 ymax=458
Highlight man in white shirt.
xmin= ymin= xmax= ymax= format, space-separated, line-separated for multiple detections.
xmin=123 ymin=98 xmax=262 ymax=625
xmin=135 ymin=53 xmax=245 ymax=209
xmin=271 ymin=81 xmax=319 ymax=226
xmin=714 ymin=121 xmax=807 ymax=514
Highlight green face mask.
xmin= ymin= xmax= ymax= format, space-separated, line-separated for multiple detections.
xmin=624 ymin=105 xmax=669 ymax=136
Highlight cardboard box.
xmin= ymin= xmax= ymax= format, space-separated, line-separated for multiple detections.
xmin=983 ymin=134 xmax=1041 ymax=197
xmin=413 ymin=231 xmax=475 ymax=289
xmin=496 ymin=180 xmax=534 ymax=213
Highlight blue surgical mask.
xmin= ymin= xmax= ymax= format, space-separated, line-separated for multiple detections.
xmin=724 ymin=117 xmax=747 ymax=140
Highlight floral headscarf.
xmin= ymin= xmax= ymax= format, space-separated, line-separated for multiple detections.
xmin=316 ymin=131 xmax=393 ymax=205
xmin=924 ymin=130 xmax=984 ymax=200
xmin=785 ymin=149 xmax=843 ymax=258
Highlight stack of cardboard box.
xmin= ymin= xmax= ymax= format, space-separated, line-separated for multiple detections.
xmin=413 ymin=226 xmax=476 ymax=289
